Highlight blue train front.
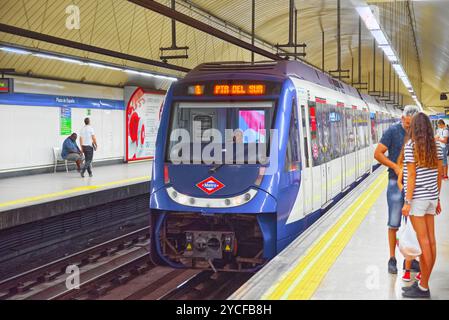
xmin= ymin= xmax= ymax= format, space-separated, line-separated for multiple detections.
xmin=150 ymin=62 xmax=307 ymax=271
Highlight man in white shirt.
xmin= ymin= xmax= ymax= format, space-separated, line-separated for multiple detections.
xmin=79 ymin=117 xmax=98 ymax=178
xmin=435 ymin=119 xmax=448 ymax=180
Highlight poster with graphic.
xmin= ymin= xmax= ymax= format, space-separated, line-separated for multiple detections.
xmin=126 ymin=87 xmax=165 ymax=161
xmin=60 ymin=107 xmax=72 ymax=135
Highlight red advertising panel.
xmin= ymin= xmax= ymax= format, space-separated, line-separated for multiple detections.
xmin=126 ymin=87 xmax=165 ymax=162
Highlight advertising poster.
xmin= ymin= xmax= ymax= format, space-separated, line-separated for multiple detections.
xmin=60 ymin=106 xmax=72 ymax=135
xmin=126 ymin=87 xmax=165 ymax=161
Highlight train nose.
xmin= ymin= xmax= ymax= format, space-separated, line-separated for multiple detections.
xmin=166 ymin=164 xmax=261 ymax=197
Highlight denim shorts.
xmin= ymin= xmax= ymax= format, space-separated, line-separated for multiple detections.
xmin=442 ymin=145 xmax=448 ymax=166
xmin=387 ymin=179 xmax=404 ymax=229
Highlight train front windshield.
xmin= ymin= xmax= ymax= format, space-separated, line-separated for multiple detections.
xmin=166 ymin=101 xmax=275 ymax=164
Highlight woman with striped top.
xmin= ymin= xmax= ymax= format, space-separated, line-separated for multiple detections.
xmin=401 ymin=113 xmax=444 ymax=298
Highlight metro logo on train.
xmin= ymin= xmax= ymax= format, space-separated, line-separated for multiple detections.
xmin=196 ymin=176 xmax=225 ymax=195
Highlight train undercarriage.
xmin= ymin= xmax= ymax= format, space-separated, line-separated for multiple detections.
xmin=151 ymin=212 xmax=266 ymax=272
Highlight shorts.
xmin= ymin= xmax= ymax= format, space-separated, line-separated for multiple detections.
xmin=387 ymin=179 xmax=404 ymax=229
xmin=410 ymin=199 xmax=438 ymax=216
xmin=442 ymin=145 xmax=448 ymax=166
xmin=64 ymin=153 xmax=84 ymax=162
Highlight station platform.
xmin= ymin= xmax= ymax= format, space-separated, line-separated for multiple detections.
xmin=230 ymin=169 xmax=449 ymax=300
xmin=0 ymin=161 xmax=152 ymax=230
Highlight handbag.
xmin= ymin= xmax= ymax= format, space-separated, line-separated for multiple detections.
xmin=398 ymin=217 xmax=422 ymax=260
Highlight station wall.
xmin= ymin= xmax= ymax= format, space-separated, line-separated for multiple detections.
xmin=0 ymin=76 xmax=125 ymax=173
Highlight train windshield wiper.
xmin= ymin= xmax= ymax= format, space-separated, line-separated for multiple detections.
xmin=209 ymin=163 xmax=225 ymax=174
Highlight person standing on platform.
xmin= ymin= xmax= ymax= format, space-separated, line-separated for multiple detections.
xmin=435 ymin=120 xmax=448 ymax=180
xmin=401 ymin=112 xmax=444 ymax=298
xmin=374 ymin=105 xmax=420 ymax=274
xmin=79 ymin=117 xmax=97 ymax=178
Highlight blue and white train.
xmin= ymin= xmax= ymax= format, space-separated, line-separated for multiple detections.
xmin=149 ymin=60 xmax=399 ymax=271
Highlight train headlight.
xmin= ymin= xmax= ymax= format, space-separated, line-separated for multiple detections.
xmin=177 ymin=194 xmax=189 ymax=205
xmin=230 ymin=193 xmax=253 ymax=206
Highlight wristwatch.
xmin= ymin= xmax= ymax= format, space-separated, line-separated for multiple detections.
xmin=405 ymin=199 xmax=412 ymax=205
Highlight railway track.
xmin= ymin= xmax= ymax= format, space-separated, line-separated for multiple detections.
xmin=1 ymin=226 xmax=250 ymax=300
xmin=0 ymin=227 xmax=151 ymax=300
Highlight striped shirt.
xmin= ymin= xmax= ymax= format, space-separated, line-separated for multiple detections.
xmin=403 ymin=139 xmax=443 ymax=200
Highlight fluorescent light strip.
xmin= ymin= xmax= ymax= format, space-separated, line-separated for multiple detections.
xmin=355 ymin=6 xmax=381 ymax=30
xmin=34 ymin=53 xmax=83 ymax=65
xmin=0 ymin=46 xmax=31 ymax=55
xmin=1 ymin=45 xmax=178 ymax=82
xmin=125 ymin=69 xmax=177 ymax=82
xmin=86 ymin=62 xmax=121 ymax=71
xmin=393 ymin=64 xmax=406 ymax=78
xmin=371 ymin=29 xmax=389 ymax=45
xmin=356 ymin=5 xmax=423 ymax=109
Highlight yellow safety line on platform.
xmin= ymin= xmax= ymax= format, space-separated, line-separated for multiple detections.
xmin=0 ymin=176 xmax=150 ymax=209
xmin=264 ymin=171 xmax=388 ymax=300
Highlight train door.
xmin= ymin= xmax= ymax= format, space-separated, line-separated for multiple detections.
xmin=300 ymin=102 xmax=313 ymax=215
xmin=345 ymin=107 xmax=355 ymax=187
xmin=341 ymin=107 xmax=347 ymax=188
xmin=281 ymin=99 xmax=302 ymax=225
xmin=354 ymin=109 xmax=360 ymax=179
xmin=308 ymin=101 xmax=322 ymax=211
xmin=317 ymin=102 xmax=329 ymax=205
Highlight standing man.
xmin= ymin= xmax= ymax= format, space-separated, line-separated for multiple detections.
xmin=61 ymin=133 xmax=84 ymax=172
xmin=374 ymin=105 xmax=419 ymax=274
xmin=435 ymin=119 xmax=448 ymax=180
xmin=79 ymin=117 xmax=97 ymax=178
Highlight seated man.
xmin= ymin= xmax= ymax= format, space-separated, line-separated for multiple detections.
xmin=61 ymin=133 xmax=84 ymax=171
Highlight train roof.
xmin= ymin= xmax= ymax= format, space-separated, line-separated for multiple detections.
xmin=184 ymin=60 xmax=361 ymax=100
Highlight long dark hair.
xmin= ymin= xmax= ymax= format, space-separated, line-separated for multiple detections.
xmin=410 ymin=113 xmax=438 ymax=169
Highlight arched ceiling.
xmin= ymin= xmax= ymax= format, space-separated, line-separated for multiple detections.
xmin=0 ymin=0 xmax=447 ymax=111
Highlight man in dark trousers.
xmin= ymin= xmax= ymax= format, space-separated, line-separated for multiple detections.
xmin=79 ymin=117 xmax=98 ymax=178
xmin=374 ymin=105 xmax=419 ymax=275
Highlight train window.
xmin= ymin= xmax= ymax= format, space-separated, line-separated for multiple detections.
xmin=285 ymin=100 xmax=301 ymax=171
xmin=345 ymin=108 xmax=355 ymax=153
xmin=317 ymin=103 xmax=330 ymax=163
xmin=300 ymin=105 xmax=310 ymax=168
xmin=329 ymin=105 xmax=342 ymax=159
xmin=370 ymin=112 xmax=377 ymax=144
xmin=352 ymin=109 xmax=361 ymax=150
xmin=308 ymin=101 xmax=321 ymax=166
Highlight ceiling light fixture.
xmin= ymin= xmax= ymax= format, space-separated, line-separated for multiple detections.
xmin=0 ymin=44 xmax=178 ymax=82
xmin=356 ymin=4 xmax=423 ymax=111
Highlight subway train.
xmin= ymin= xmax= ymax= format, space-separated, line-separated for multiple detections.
xmin=149 ymin=60 xmax=400 ymax=271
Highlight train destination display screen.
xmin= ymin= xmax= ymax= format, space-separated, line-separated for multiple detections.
xmin=213 ymin=84 xmax=266 ymax=96
xmin=185 ymin=83 xmax=269 ymax=96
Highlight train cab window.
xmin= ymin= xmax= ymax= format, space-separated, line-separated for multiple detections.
xmin=166 ymin=101 xmax=275 ymax=163
xmin=285 ymin=101 xmax=301 ymax=171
